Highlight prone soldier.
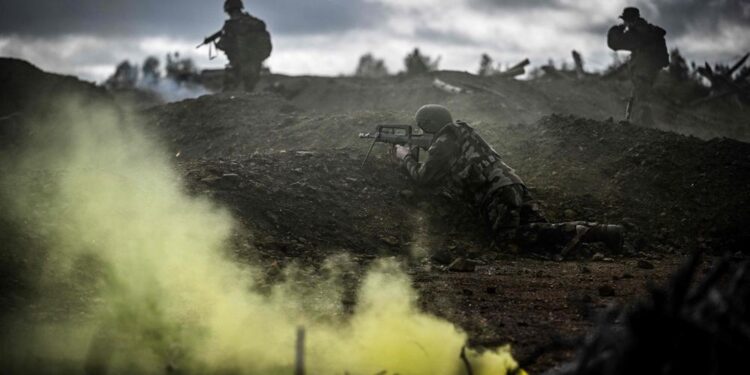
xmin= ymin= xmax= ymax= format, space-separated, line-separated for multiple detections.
xmin=607 ymin=7 xmax=669 ymax=126
xmin=393 ymin=104 xmax=623 ymax=256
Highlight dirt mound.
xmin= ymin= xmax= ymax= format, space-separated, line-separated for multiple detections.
xmin=173 ymin=149 xmax=702 ymax=372
xmin=180 ymin=150 xmax=484 ymax=264
xmin=0 ymin=58 xmax=113 ymax=148
xmin=145 ymin=91 xmax=414 ymax=158
xmin=0 ymin=58 xmax=107 ymax=116
xmin=149 ymin=89 xmax=749 ymax=254
xmin=494 ymin=115 xmax=750 ymax=254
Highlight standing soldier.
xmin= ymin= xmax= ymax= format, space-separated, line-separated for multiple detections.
xmin=215 ymin=0 xmax=272 ymax=92
xmin=607 ymin=7 xmax=669 ymax=126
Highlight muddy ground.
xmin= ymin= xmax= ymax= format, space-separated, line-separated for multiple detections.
xmin=2 ymin=58 xmax=750 ymax=373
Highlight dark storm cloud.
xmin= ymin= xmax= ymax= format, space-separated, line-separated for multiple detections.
xmin=0 ymin=0 xmax=213 ymax=38
xmin=469 ymin=0 xmax=563 ymax=10
xmin=575 ymin=0 xmax=750 ymax=54
xmin=413 ymin=27 xmax=483 ymax=47
xmin=0 ymin=0 xmax=387 ymax=39
xmin=638 ymin=0 xmax=750 ymax=36
xmin=254 ymin=0 xmax=388 ymax=34
xmin=471 ymin=0 xmax=750 ymax=40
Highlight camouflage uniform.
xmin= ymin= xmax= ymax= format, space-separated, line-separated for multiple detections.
xmin=402 ymin=120 xmax=623 ymax=252
xmin=608 ymin=17 xmax=669 ymax=125
xmin=402 ymin=121 xmax=573 ymax=249
xmin=216 ymin=12 xmax=272 ymax=92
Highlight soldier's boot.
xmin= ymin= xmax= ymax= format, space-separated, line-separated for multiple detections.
xmin=581 ymin=224 xmax=624 ymax=251
xmin=558 ymin=222 xmax=623 ymax=259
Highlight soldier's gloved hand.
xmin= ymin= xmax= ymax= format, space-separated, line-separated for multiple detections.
xmin=394 ymin=144 xmax=411 ymax=160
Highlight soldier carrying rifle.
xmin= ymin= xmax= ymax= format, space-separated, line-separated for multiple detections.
xmin=199 ymin=0 xmax=272 ymax=92
xmin=608 ymin=7 xmax=669 ymax=126
xmin=385 ymin=104 xmax=623 ymax=256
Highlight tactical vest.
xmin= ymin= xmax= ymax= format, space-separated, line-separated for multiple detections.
xmin=438 ymin=121 xmax=524 ymax=204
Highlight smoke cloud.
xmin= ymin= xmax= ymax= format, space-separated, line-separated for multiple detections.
xmin=0 ymin=99 xmax=522 ymax=374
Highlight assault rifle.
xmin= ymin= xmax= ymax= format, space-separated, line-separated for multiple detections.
xmin=358 ymin=124 xmax=433 ymax=167
xmin=196 ymin=30 xmax=223 ymax=60
xmin=197 ymin=30 xmax=223 ymax=48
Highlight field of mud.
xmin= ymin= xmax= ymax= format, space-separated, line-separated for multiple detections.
xmin=1 ymin=58 xmax=749 ymax=373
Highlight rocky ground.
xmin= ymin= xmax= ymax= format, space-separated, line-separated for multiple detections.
xmin=2 ymin=58 xmax=749 ymax=373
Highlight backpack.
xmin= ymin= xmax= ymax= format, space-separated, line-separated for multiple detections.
xmin=648 ymin=25 xmax=669 ymax=69
xmin=233 ymin=13 xmax=273 ymax=60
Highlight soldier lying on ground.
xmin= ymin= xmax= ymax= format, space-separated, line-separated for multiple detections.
xmin=394 ymin=104 xmax=623 ymax=256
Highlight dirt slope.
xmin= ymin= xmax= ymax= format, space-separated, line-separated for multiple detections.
xmin=148 ymin=90 xmax=750 ymax=254
xmin=2 ymin=59 xmax=749 ymax=373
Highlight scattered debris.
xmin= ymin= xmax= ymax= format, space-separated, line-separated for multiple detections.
xmin=694 ymin=52 xmax=750 ymax=106
xmin=449 ymin=258 xmax=477 ymax=272
xmin=497 ymin=59 xmax=531 ymax=78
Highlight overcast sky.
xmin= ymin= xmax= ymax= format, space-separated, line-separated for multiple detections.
xmin=0 ymin=0 xmax=748 ymax=82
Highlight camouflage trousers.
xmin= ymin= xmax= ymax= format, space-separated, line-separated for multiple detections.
xmin=481 ymin=183 xmax=547 ymax=234
xmin=224 ymin=60 xmax=262 ymax=92
xmin=481 ymin=184 xmax=607 ymax=251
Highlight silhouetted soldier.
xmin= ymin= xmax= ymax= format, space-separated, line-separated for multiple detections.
xmin=608 ymin=7 xmax=669 ymax=126
xmin=216 ymin=0 xmax=272 ymax=92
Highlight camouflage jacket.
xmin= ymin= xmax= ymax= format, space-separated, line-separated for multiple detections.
xmin=217 ymin=12 xmax=272 ymax=62
xmin=402 ymin=120 xmax=524 ymax=205
xmin=607 ymin=18 xmax=669 ymax=75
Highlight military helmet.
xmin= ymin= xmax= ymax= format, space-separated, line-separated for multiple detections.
xmin=224 ymin=0 xmax=244 ymax=12
xmin=619 ymin=7 xmax=640 ymax=22
xmin=415 ymin=104 xmax=453 ymax=133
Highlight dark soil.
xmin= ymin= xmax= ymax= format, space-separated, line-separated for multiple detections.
xmin=2 ymin=58 xmax=749 ymax=373
xmin=175 ymin=151 xmax=694 ymax=372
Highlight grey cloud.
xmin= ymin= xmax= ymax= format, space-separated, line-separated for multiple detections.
xmin=470 ymin=0 xmax=750 ymax=40
xmin=599 ymin=1 xmax=749 ymax=41
xmin=413 ymin=27 xmax=484 ymax=47
xmin=0 ymin=1 xmax=217 ymax=38
xmin=0 ymin=0 xmax=387 ymax=39
xmin=635 ymin=0 xmax=750 ymax=36
xmin=253 ymin=0 xmax=388 ymax=34
xmin=469 ymin=0 xmax=564 ymax=10
xmin=0 ymin=0 xmax=746 ymax=79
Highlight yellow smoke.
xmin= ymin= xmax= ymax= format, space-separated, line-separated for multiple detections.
xmin=1 ymin=99 xmax=524 ymax=374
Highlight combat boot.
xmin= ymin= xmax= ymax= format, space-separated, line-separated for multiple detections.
xmin=581 ymin=224 xmax=624 ymax=251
